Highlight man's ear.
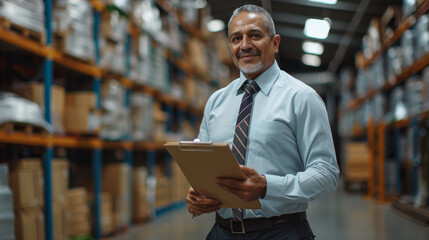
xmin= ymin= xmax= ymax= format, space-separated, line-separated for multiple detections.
xmin=273 ymin=34 xmax=281 ymax=53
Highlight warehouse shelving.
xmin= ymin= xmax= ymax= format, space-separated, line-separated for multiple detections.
xmin=340 ymin=0 xmax=429 ymax=224
xmin=0 ymin=0 xmax=227 ymax=239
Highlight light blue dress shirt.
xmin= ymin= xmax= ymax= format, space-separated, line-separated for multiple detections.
xmin=198 ymin=61 xmax=340 ymax=219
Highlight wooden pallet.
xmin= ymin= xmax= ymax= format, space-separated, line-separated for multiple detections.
xmin=0 ymin=17 xmax=45 ymax=44
xmin=1 ymin=122 xmax=47 ymax=135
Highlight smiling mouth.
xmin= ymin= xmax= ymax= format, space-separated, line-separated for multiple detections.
xmin=237 ymin=50 xmax=261 ymax=59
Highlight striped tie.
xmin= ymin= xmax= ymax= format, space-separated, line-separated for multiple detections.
xmin=231 ymin=80 xmax=260 ymax=221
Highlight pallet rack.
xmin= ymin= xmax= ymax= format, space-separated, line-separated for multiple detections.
xmin=340 ymin=0 xmax=429 ymax=224
xmin=0 ymin=0 xmax=229 ymax=239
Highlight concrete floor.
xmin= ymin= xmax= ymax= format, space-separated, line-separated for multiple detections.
xmin=111 ymin=187 xmax=429 ymax=240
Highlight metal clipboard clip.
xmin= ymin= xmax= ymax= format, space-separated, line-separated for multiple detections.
xmin=178 ymin=139 xmax=214 ymax=152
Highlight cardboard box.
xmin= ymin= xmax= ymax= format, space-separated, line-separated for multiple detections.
xmin=345 ymin=143 xmax=370 ymax=181
xmin=13 ymin=82 xmax=65 ymax=133
xmin=8 ymin=158 xmax=42 ymax=171
xmin=9 ymin=168 xmax=44 ymax=209
xmin=52 ymin=159 xmax=69 ymax=205
xmin=15 ymin=208 xmax=45 ymax=240
xmin=67 ymin=188 xmax=87 ymax=206
xmin=66 ymin=188 xmax=91 ymax=237
xmin=100 ymin=193 xmax=113 ymax=235
xmin=102 ymin=163 xmax=130 ymax=196
xmin=64 ymin=107 xmax=100 ymax=134
xmin=67 ymin=220 xmax=91 ymax=237
xmin=66 ymin=92 xmax=97 ymax=109
xmin=53 ymin=206 xmax=67 ymax=240
xmin=67 ymin=204 xmax=90 ymax=225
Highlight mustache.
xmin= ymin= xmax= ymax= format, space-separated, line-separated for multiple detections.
xmin=237 ymin=49 xmax=261 ymax=58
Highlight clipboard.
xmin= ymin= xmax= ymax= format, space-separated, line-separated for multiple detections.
xmin=164 ymin=141 xmax=261 ymax=209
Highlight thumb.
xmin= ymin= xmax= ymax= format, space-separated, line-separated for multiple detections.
xmin=240 ymin=165 xmax=258 ymax=176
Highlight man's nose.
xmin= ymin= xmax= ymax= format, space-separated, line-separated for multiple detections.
xmin=240 ymin=35 xmax=252 ymax=50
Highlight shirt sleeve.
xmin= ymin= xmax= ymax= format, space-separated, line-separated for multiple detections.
xmin=264 ymin=92 xmax=340 ymax=202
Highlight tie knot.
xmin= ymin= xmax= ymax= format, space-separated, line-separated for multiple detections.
xmin=244 ymin=81 xmax=260 ymax=96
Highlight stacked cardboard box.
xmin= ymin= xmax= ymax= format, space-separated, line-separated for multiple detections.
xmin=0 ymin=164 xmax=15 ymax=240
xmin=64 ymin=91 xmax=100 ymax=134
xmin=9 ymin=159 xmax=45 ymax=240
xmin=52 ymin=159 xmax=69 ymax=240
xmin=102 ymin=163 xmax=131 ymax=230
xmin=132 ymin=167 xmax=150 ymax=221
xmin=100 ymin=193 xmax=114 ymax=235
xmin=345 ymin=143 xmax=370 ymax=182
xmin=154 ymin=166 xmax=171 ymax=208
xmin=185 ymin=37 xmax=208 ymax=74
xmin=12 ymin=82 xmax=65 ymax=133
xmin=66 ymin=188 xmax=91 ymax=237
xmin=171 ymin=161 xmax=190 ymax=203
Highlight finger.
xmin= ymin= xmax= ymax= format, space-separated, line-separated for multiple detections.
xmin=217 ymin=181 xmax=243 ymax=195
xmin=188 ymin=203 xmax=222 ymax=215
xmin=216 ymin=178 xmax=245 ymax=191
xmin=240 ymin=165 xmax=257 ymax=176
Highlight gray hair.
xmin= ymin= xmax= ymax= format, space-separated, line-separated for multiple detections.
xmin=227 ymin=4 xmax=276 ymax=39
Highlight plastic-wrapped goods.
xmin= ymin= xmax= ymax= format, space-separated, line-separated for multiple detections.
xmin=414 ymin=14 xmax=429 ymax=61
xmin=132 ymin=0 xmax=163 ymax=34
xmin=130 ymin=93 xmax=154 ymax=141
xmin=53 ymin=0 xmax=94 ymax=62
xmin=102 ymin=0 xmax=130 ymax=13
xmin=401 ymin=30 xmax=414 ymax=68
xmin=404 ymin=77 xmax=422 ymax=116
xmin=100 ymin=80 xmax=131 ymax=140
xmin=149 ymin=46 xmax=169 ymax=92
xmin=374 ymin=93 xmax=385 ymax=123
xmin=403 ymin=0 xmax=417 ymax=17
xmin=99 ymin=38 xmax=126 ymax=75
xmin=387 ymin=86 xmax=408 ymax=122
xmin=0 ymin=164 xmax=15 ymax=240
xmin=385 ymin=47 xmax=403 ymax=82
xmin=374 ymin=58 xmax=385 ymax=88
xmin=0 ymin=0 xmax=45 ymax=35
xmin=423 ymin=66 xmax=429 ymax=110
xmin=101 ymin=10 xmax=127 ymax=43
xmin=0 ymin=92 xmax=52 ymax=133
xmin=355 ymin=70 xmax=367 ymax=98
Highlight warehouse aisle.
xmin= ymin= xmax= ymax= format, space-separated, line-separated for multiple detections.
xmin=111 ymin=186 xmax=429 ymax=240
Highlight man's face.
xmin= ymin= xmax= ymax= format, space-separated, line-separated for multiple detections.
xmin=228 ymin=12 xmax=280 ymax=80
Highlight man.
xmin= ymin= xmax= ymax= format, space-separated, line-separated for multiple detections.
xmin=186 ymin=4 xmax=339 ymax=239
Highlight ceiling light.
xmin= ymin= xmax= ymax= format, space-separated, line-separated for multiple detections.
xmin=302 ymin=41 xmax=324 ymax=55
xmin=304 ymin=18 xmax=331 ymax=39
xmin=309 ymin=0 xmax=337 ymax=4
xmin=302 ymin=54 xmax=321 ymax=67
xmin=207 ymin=19 xmax=225 ymax=32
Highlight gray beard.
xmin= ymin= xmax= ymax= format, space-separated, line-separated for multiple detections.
xmin=238 ymin=60 xmax=264 ymax=75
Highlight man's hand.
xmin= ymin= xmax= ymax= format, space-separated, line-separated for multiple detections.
xmin=186 ymin=187 xmax=222 ymax=216
xmin=216 ymin=165 xmax=267 ymax=201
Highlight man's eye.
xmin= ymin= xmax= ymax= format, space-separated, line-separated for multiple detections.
xmin=231 ymin=37 xmax=241 ymax=42
xmin=251 ymin=34 xmax=262 ymax=39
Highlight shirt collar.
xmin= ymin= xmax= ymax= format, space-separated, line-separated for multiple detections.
xmin=235 ymin=61 xmax=281 ymax=96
